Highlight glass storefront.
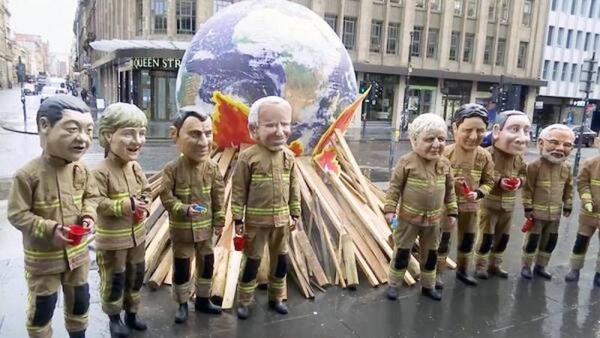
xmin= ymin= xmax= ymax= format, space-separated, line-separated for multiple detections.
xmin=362 ymin=73 xmax=399 ymax=121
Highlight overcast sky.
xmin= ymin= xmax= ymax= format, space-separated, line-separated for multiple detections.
xmin=9 ymin=0 xmax=77 ymax=56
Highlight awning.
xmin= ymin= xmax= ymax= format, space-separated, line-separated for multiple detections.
xmin=89 ymin=39 xmax=190 ymax=52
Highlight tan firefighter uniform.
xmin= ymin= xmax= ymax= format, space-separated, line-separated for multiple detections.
xmin=440 ymin=144 xmax=494 ymax=272
xmin=7 ymin=155 xmax=98 ymax=338
xmin=160 ymin=156 xmax=225 ymax=303
xmin=384 ymin=152 xmax=458 ymax=289
xmin=475 ymin=146 xmax=527 ymax=272
xmin=522 ymin=157 xmax=573 ymax=268
xmin=232 ymin=144 xmax=301 ymax=305
xmin=93 ymin=152 xmax=151 ymax=316
xmin=569 ymin=156 xmax=600 ymax=271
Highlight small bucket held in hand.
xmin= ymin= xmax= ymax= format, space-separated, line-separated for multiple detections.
xmin=233 ymin=235 xmax=245 ymax=251
xmin=68 ymin=225 xmax=88 ymax=246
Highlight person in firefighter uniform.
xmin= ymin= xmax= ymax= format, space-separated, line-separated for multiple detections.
xmin=160 ymin=106 xmax=225 ymax=324
xmin=233 ymin=96 xmax=301 ymax=319
xmin=7 ymin=95 xmax=98 ymax=338
xmin=384 ymin=113 xmax=458 ymax=301
xmin=475 ymin=111 xmax=531 ymax=279
xmin=521 ymin=124 xmax=574 ymax=280
xmin=438 ymin=104 xmax=494 ymax=288
xmin=93 ymin=103 xmax=151 ymax=337
xmin=565 ymin=137 xmax=600 ymax=287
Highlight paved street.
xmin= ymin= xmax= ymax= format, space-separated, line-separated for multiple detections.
xmin=1 ymin=88 xmax=600 ymax=337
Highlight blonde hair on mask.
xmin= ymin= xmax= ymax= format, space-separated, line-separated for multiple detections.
xmin=538 ymin=123 xmax=575 ymax=140
xmin=248 ymin=96 xmax=291 ymax=128
xmin=409 ymin=113 xmax=447 ymax=141
xmin=99 ymin=103 xmax=147 ymax=149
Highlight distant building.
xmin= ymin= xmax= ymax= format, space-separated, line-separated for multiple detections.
xmin=14 ymin=33 xmax=49 ymax=77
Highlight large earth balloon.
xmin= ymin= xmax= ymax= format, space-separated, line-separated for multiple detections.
xmin=176 ymin=0 xmax=361 ymax=156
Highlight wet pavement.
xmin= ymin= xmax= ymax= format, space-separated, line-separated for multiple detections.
xmin=1 ymin=88 xmax=600 ymax=337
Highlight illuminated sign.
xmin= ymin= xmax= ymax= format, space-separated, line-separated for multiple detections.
xmin=131 ymin=57 xmax=181 ymax=70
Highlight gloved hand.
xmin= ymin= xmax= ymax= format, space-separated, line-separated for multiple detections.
xmin=584 ymin=203 xmax=593 ymax=213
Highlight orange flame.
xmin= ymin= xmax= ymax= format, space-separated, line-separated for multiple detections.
xmin=289 ymin=140 xmax=304 ymax=157
xmin=314 ymin=146 xmax=340 ymax=175
xmin=211 ymin=91 xmax=256 ymax=149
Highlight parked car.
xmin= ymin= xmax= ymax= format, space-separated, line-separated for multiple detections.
xmin=22 ymin=82 xmax=36 ymax=95
xmin=571 ymin=125 xmax=598 ymax=147
xmin=40 ymin=86 xmax=60 ymax=103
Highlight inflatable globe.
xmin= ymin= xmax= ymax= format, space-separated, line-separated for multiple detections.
xmin=176 ymin=0 xmax=359 ymax=156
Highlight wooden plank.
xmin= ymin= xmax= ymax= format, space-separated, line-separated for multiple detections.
xmin=257 ymin=244 xmax=270 ymax=287
xmin=144 ymin=220 xmax=170 ymax=281
xmin=221 ymin=250 xmax=243 ymax=309
xmin=294 ymin=230 xmax=329 ymax=286
xmin=147 ymin=248 xmax=173 ymax=290
xmin=145 ymin=211 xmax=167 ymax=247
xmin=354 ymin=244 xmax=379 ymax=287
xmin=217 ymin=148 xmax=236 ymax=177
xmin=314 ymin=199 xmax=346 ymax=288
xmin=210 ymin=247 xmax=229 ymax=302
xmin=288 ymin=245 xmax=314 ymax=298
xmin=164 ymin=267 xmax=172 ymax=285
xmin=341 ymin=234 xmax=359 ymax=289
xmin=446 ymin=258 xmax=457 ymax=270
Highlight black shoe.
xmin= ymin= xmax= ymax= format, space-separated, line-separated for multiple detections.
xmin=565 ymin=269 xmax=580 ymax=282
xmin=594 ymin=272 xmax=600 ymax=288
xmin=194 ymin=297 xmax=222 ymax=314
xmin=435 ymin=274 xmax=444 ymax=290
xmin=237 ymin=305 xmax=250 ymax=320
xmin=521 ymin=267 xmax=533 ymax=279
xmin=489 ymin=266 xmax=509 ymax=279
xmin=68 ymin=330 xmax=86 ymax=338
xmin=386 ymin=287 xmax=398 ymax=300
xmin=108 ymin=314 xmax=130 ymax=337
xmin=174 ymin=303 xmax=188 ymax=324
xmin=534 ymin=265 xmax=552 ymax=280
xmin=456 ymin=270 xmax=478 ymax=286
xmin=268 ymin=300 xmax=289 ymax=315
xmin=421 ymin=287 xmax=442 ymax=301
xmin=125 ymin=312 xmax=147 ymax=331
xmin=475 ymin=269 xmax=489 ymax=280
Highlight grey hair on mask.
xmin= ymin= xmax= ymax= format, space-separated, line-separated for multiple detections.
xmin=538 ymin=123 xmax=575 ymax=140
xmin=248 ymin=96 xmax=291 ymax=128
xmin=495 ymin=110 xmax=528 ymax=129
xmin=409 ymin=113 xmax=448 ymax=141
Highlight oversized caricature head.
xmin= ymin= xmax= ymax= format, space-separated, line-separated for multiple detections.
xmin=36 ymin=94 xmax=94 ymax=162
xmin=452 ymin=103 xmax=489 ymax=151
xmin=409 ymin=113 xmax=448 ymax=161
xmin=492 ymin=110 xmax=531 ymax=155
xmin=248 ymin=96 xmax=292 ymax=151
xmin=537 ymin=124 xmax=575 ymax=164
xmin=169 ymin=106 xmax=213 ymax=163
xmin=99 ymin=103 xmax=148 ymax=161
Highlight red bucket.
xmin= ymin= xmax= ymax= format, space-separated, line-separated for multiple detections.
xmin=68 ymin=224 xmax=88 ymax=246
xmin=233 ymin=235 xmax=245 ymax=251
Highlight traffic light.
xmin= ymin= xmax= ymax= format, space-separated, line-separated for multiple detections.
xmin=370 ymin=80 xmax=379 ymax=103
xmin=16 ymin=63 xmax=25 ymax=83
xmin=359 ymin=81 xmax=367 ymax=94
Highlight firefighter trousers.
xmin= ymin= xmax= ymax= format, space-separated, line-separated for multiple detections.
xmin=569 ymin=223 xmax=600 ymax=272
xmin=172 ymin=239 xmax=214 ymax=303
xmin=438 ymin=211 xmax=478 ymax=272
xmin=25 ymin=262 xmax=90 ymax=338
xmin=475 ymin=208 xmax=513 ymax=271
xmin=238 ymin=225 xmax=289 ymax=306
xmin=97 ymin=243 xmax=145 ymax=315
xmin=522 ymin=219 xmax=560 ymax=268
xmin=389 ymin=221 xmax=439 ymax=289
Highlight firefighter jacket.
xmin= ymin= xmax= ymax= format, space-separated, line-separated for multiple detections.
xmin=384 ymin=151 xmax=458 ymax=227
xmin=522 ymin=157 xmax=573 ymax=221
xmin=444 ymin=144 xmax=495 ymax=213
xmin=7 ymin=154 xmax=98 ymax=275
xmin=231 ymin=144 xmax=301 ymax=228
xmin=160 ymin=155 xmax=225 ymax=243
xmin=93 ymin=152 xmax=151 ymax=251
xmin=577 ymin=155 xmax=600 ymax=227
xmin=481 ymin=146 xmax=527 ymax=211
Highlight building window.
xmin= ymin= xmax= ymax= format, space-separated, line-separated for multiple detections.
xmin=484 ymin=36 xmax=494 ymax=64
xmin=488 ymin=2 xmax=496 ymax=21
xmin=136 ymin=0 xmax=143 ymax=35
xmin=416 ymin=0 xmax=425 ymax=9
xmin=370 ymin=20 xmax=383 ymax=53
xmin=589 ymin=0 xmax=596 ymax=17
xmin=596 ymin=66 xmax=600 ymax=84
xmin=594 ymin=34 xmax=600 ymax=52
xmin=411 ymin=26 xmax=423 ymax=57
xmin=571 ymin=0 xmax=577 ymax=14
xmin=463 ymin=34 xmax=475 ymax=62
xmin=571 ymin=63 xmax=577 ymax=82
xmin=449 ymin=31 xmax=460 ymax=61
xmin=551 ymin=0 xmax=558 ymax=10
xmin=342 ymin=17 xmax=357 ymax=50
xmin=467 ymin=0 xmax=477 ymax=17
xmin=390 ymin=0 xmax=401 ymax=4
xmin=577 ymin=30 xmax=583 ymax=49
xmin=582 ymin=0 xmax=588 ymax=16
xmin=567 ymin=29 xmax=573 ymax=48
xmin=547 ymin=26 xmax=554 ymax=46
xmin=552 ymin=61 xmax=559 ymax=80
xmin=500 ymin=0 xmax=510 ymax=23
xmin=176 ymin=0 xmax=196 ymax=35
xmin=542 ymin=60 xmax=549 ymax=79
xmin=151 ymin=0 xmax=167 ymax=34
xmin=562 ymin=63 xmax=569 ymax=81
xmin=325 ymin=13 xmax=337 ymax=32
xmin=558 ymin=27 xmax=564 ymax=46
xmin=427 ymin=28 xmax=439 ymax=58
xmin=517 ymin=41 xmax=528 ymax=68
xmin=495 ymin=38 xmax=506 ymax=66
xmin=522 ymin=0 xmax=532 ymax=26
xmin=563 ymin=0 xmax=570 ymax=12
xmin=431 ymin=0 xmax=441 ymax=11
xmin=387 ymin=23 xmax=400 ymax=54
xmin=454 ymin=0 xmax=462 ymax=15
xmin=213 ymin=0 xmax=232 ymax=13
xmin=585 ymin=32 xmax=591 ymax=51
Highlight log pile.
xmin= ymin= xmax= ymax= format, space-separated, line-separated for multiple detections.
xmin=140 ymin=132 xmax=456 ymax=308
